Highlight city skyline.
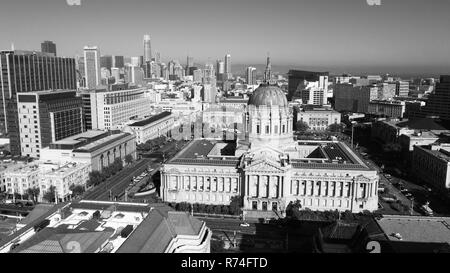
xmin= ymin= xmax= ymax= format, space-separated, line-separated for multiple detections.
xmin=0 ymin=0 xmax=449 ymax=75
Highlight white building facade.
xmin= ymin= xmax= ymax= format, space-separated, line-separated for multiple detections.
xmin=161 ymin=84 xmax=379 ymax=217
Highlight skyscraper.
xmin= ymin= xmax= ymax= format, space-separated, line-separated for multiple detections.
xmin=100 ymin=55 xmax=113 ymax=71
xmin=17 ymin=90 xmax=83 ymax=158
xmin=186 ymin=56 xmax=194 ymax=75
xmin=264 ymin=53 xmax=272 ymax=83
xmin=0 ymin=50 xmax=77 ymax=155
xmin=216 ymin=60 xmax=225 ymax=81
xmin=84 ymin=46 xmax=102 ymax=89
xmin=155 ymin=52 xmax=161 ymax=64
xmin=113 ymin=55 xmax=124 ymax=68
xmin=41 ymin=41 xmax=56 ymax=56
xmin=246 ymin=67 xmax=257 ymax=85
xmin=224 ymin=54 xmax=231 ymax=80
xmin=143 ymin=34 xmax=152 ymax=63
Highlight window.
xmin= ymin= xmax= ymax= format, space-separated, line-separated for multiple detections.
xmin=272 ymin=202 xmax=278 ymax=211
xmin=256 ymin=125 xmax=260 ymax=134
xmin=282 ymin=125 xmax=286 ymax=133
xmin=262 ymin=202 xmax=268 ymax=211
xmin=252 ymin=201 xmax=258 ymax=210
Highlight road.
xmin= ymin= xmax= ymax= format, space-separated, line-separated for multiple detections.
xmin=83 ymin=158 xmax=154 ymax=201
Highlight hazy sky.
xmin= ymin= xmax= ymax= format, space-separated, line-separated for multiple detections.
xmin=1 ymin=0 xmax=449 ymax=74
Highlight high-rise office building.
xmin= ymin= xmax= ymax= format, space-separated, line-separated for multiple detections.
xmin=80 ymin=87 xmax=152 ymax=130
xmin=417 ymin=75 xmax=450 ymax=121
xmin=84 ymin=46 xmax=102 ymax=89
xmin=111 ymin=67 xmax=121 ymax=83
xmin=246 ymin=67 xmax=257 ymax=85
xmin=131 ymin=57 xmax=140 ymax=67
xmin=154 ymin=52 xmax=161 ymax=64
xmin=0 ymin=50 xmax=77 ymax=155
xmin=396 ymin=81 xmax=410 ymax=97
xmin=125 ymin=65 xmax=144 ymax=86
xmin=334 ymin=83 xmax=378 ymax=113
xmin=193 ymin=69 xmax=203 ymax=83
xmin=113 ymin=55 xmax=125 ymax=68
xmin=264 ymin=54 xmax=272 ymax=83
xmin=203 ymin=63 xmax=215 ymax=85
xmin=216 ymin=60 xmax=225 ymax=81
xmin=41 ymin=41 xmax=57 ymax=56
xmin=224 ymin=54 xmax=231 ymax=80
xmin=186 ymin=56 xmax=194 ymax=75
xmin=224 ymin=54 xmax=231 ymax=74
xmin=17 ymin=90 xmax=83 ymax=158
xmin=143 ymin=34 xmax=152 ymax=62
xmin=288 ymin=70 xmax=329 ymax=101
xmin=100 ymin=55 xmax=113 ymax=71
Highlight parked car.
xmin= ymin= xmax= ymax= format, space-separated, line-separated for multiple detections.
xmin=240 ymin=223 xmax=250 ymax=227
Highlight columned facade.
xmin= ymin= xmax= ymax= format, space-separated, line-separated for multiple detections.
xmin=160 ymin=83 xmax=379 ymax=215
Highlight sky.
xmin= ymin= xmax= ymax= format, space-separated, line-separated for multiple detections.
xmin=0 ymin=0 xmax=449 ymax=75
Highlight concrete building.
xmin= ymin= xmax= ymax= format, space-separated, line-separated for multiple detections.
xmin=412 ymin=144 xmax=450 ymax=193
xmin=4 ymin=164 xmax=40 ymax=196
xmin=83 ymin=46 xmax=102 ymax=89
xmin=417 ymin=76 xmax=450 ymax=121
xmin=288 ymin=70 xmax=329 ymax=101
xmin=39 ymin=162 xmax=91 ymax=202
xmin=161 ymin=84 xmax=379 ymax=217
xmin=396 ymin=81 xmax=410 ymax=97
xmin=297 ymin=107 xmax=341 ymax=131
xmin=298 ymin=76 xmax=329 ymax=106
xmin=113 ymin=56 xmax=124 ymax=69
xmin=368 ymin=100 xmax=406 ymax=118
xmin=40 ymin=41 xmax=56 ymax=56
xmin=0 ymin=201 xmax=211 ymax=253
xmin=0 ymin=50 xmax=77 ymax=155
xmin=376 ymin=83 xmax=396 ymax=100
xmin=79 ymin=87 xmax=153 ymax=130
xmin=40 ymin=130 xmax=136 ymax=172
xmin=122 ymin=112 xmax=174 ymax=144
xmin=334 ymin=84 xmax=378 ymax=113
xmin=100 ymin=55 xmax=113 ymax=72
xmin=16 ymin=90 xmax=84 ymax=159
xmin=246 ymin=67 xmax=257 ymax=85
xmin=143 ymin=35 xmax=152 ymax=63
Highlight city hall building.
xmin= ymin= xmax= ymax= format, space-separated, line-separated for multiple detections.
xmin=161 ymin=84 xmax=379 ymax=217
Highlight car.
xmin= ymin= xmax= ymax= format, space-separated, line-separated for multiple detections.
xmin=400 ymin=189 xmax=409 ymax=194
xmin=240 ymin=223 xmax=250 ymax=227
xmin=385 ymin=174 xmax=392 ymax=179
xmin=390 ymin=233 xmax=403 ymax=240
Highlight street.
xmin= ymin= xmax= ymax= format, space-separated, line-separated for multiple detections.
xmin=83 ymin=158 xmax=154 ymax=201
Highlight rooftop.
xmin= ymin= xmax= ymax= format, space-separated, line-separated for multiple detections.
xmin=376 ymin=215 xmax=450 ymax=244
xmin=51 ymin=130 xmax=107 ymax=146
xmin=0 ymin=201 xmax=202 ymax=253
xmin=128 ymin=111 xmax=172 ymax=127
xmin=167 ymin=139 xmax=370 ymax=170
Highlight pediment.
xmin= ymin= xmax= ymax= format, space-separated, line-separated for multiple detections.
xmin=355 ymin=175 xmax=370 ymax=182
xmin=245 ymin=160 xmax=284 ymax=173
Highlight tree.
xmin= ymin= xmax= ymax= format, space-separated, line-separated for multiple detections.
xmin=296 ymin=121 xmax=310 ymax=133
xmin=112 ymin=158 xmax=123 ymax=172
xmin=229 ymin=196 xmax=243 ymax=215
xmin=213 ymin=205 xmax=222 ymax=214
xmin=69 ymin=184 xmax=85 ymax=197
xmin=88 ymin=171 xmax=104 ymax=187
xmin=43 ymin=186 xmax=56 ymax=203
xmin=26 ymin=187 xmax=40 ymax=203
xmin=327 ymin=123 xmax=344 ymax=133
xmin=125 ymin=154 xmax=134 ymax=165
xmin=221 ymin=205 xmax=230 ymax=215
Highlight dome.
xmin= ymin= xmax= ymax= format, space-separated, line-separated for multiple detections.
xmin=248 ymin=84 xmax=288 ymax=107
